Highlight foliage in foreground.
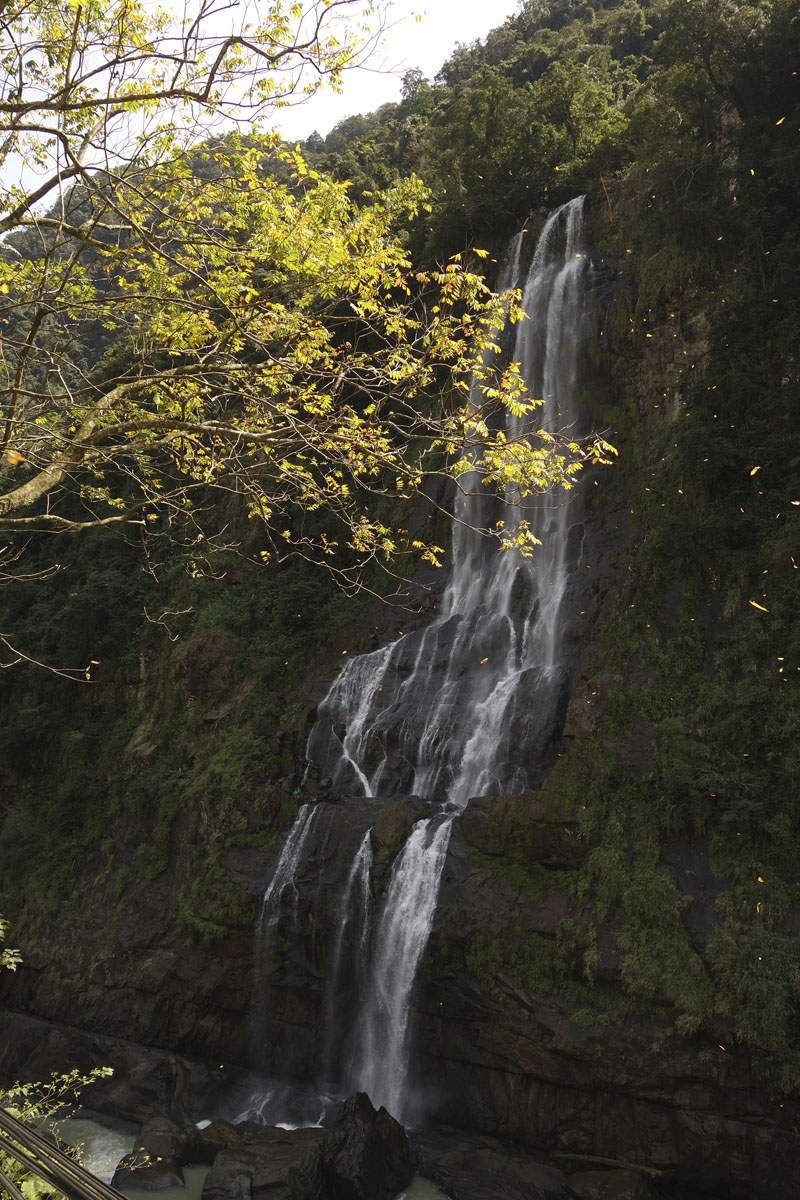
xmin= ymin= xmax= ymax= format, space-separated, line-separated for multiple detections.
xmin=0 ymin=0 xmax=612 ymax=630
xmin=0 ymin=1069 xmax=113 ymax=1200
xmin=1 ymin=928 xmax=110 ymax=1200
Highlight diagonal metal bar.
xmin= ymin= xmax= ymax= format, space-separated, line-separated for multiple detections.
xmin=0 ymin=1164 xmax=27 ymax=1200
xmin=0 ymin=1108 xmax=128 ymax=1200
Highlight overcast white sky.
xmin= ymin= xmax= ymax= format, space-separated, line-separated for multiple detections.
xmin=6 ymin=0 xmax=521 ymax=198
xmin=274 ymin=0 xmax=521 ymax=142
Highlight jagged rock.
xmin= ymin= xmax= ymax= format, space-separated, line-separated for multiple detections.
xmin=194 ymin=1119 xmax=243 ymax=1162
xmin=371 ymin=798 xmax=428 ymax=868
xmin=320 ymin=1092 xmax=414 ymax=1200
xmin=112 ymin=1151 xmax=185 ymax=1190
xmin=0 ymin=1013 xmax=227 ymax=1127
xmin=200 ymin=1127 xmax=325 ymax=1200
xmin=137 ymin=1117 xmax=200 ymax=1165
xmin=567 ymin=1168 xmax=661 ymax=1200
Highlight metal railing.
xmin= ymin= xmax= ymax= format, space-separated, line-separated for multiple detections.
xmin=0 ymin=1108 xmax=127 ymax=1200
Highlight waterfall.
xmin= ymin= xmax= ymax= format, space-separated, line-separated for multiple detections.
xmin=307 ymin=196 xmax=589 ymax=807
xmin=256 ymin=198 xmax=594 ymax=1123
xmin=321 ymin=830 xmax=374 ymax=1087
xmin=249 ymin=804 xmax=320 ymax=1077
xmin=350 ymin=816 xmax=453 ymax=1117
xmin=258 ymin=804 xmax=318 ymax=931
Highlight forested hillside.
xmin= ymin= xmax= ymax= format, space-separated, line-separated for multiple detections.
xmin=1 ymin=0 xmax=799 ymax=1159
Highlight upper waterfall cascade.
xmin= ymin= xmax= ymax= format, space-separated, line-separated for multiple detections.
xmin=306 ymin=196 xmax=590 ymax=807
xmin=255 ymin=197 xmax=596 ymax=1122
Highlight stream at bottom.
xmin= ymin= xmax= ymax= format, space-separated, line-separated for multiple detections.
xmin=53 ymin=1112 xmax=448 ymax=1200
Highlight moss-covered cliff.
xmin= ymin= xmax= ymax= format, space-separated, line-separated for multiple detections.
xmin=1 ymin=1 xmax=799 ymax=1192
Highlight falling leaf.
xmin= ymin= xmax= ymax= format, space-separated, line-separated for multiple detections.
xmin=776 ymin=117 xmax=786 ymax=125
xmin=750 ymin=466 xmax=761 ymax=475
xmin=4 ymin=449 xmax=24 ymax=465
xmin=749 ymin=600 xmax=769 ymax=612
xmin=479 ymin=657 xmax=488 ymax=664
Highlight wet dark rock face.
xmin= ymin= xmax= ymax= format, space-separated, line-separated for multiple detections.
xmin=1 ymin=485 xmax=797 ymax=1200
xmin=319 ymin=1092 xmax=414 ymax=1200
xmin=4 ymin=783 xmax=800 ymax=1200
xmin=201 ymin=1126 xmax=326 ymax=1200
xmin=412 ymin=805 xmax=800 ymax=1200
xmin=415 ymin=1129 xmax=568 ymax=1200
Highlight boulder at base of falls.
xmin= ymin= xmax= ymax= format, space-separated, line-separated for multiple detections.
xmin=137 ymin=1116 xmax=210 ymax=1166
xmin=194 ymin=1119 xmax=246 ymax=1162
xmin=112 ymin=1150 xmax=185 ymax=1190
xmin=201 ymin=1127 xmax=325 ymax=1200
xmin=320 ymin=1092 xmax=415 ymax=1200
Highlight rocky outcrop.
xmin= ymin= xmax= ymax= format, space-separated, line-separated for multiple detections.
xmin=459 ymin=792 xmax=585 ymax=868
xmin=0 ymin=1011 xmax=231 ymax=1124
xmin=320 ymin=1092 xmax=414 ymax=1200
xmin=196 ymin=1095 xmax=413 ymax=1200
xmin=137 ymin=1116 xmax=206 ymax=1164
xmin=410 ymin=806 xmax=800 ymax=1200
xmin=112 ymin=1151 xmax=185 ymax=1190
xmin=201 ymin=1126 xmax=325 ymax=1200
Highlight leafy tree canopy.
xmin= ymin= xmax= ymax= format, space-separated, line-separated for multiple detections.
xmin=0 ymin=0 xmax=609 ymax=609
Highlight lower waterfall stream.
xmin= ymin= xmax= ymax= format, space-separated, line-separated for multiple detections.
xmin=251 ymin=197 xmax=597 ymax=1130
xmin=351 ymin=816 xmax=453 ymax=1117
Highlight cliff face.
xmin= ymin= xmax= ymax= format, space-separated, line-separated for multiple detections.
xmin=2 ymin=2 xmax=800 ymax=1189
xmin=2 ymin=367 xmax=798 ymax=1200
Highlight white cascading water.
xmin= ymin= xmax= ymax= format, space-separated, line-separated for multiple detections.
xmin=321 ymin=829 xmax=374 ymax=1085
xmin=328 ymin=830 xmax=374 ymax=982
xmin=305 ymin=198 xmax=588 ymax=807
xmin=350 ymin=817 xmax=453 ymax=1118
xmin=258 ymin=803 xmax=318 ymax=932
xmin=256 ymin=198 xmax=592 ymax=1121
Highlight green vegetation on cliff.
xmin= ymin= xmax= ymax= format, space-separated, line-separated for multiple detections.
xmin=1 ymin=0 xmax=799 ymax=1087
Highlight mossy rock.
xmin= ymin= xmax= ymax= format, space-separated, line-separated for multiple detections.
xmin=371 ymin=798 xmax=429 ymax=870
xmin=460 ymin=793 xmax=584 ymax=869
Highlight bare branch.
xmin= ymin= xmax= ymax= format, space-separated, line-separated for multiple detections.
xmin=0 ymin=632 xmax=94 ymax=681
